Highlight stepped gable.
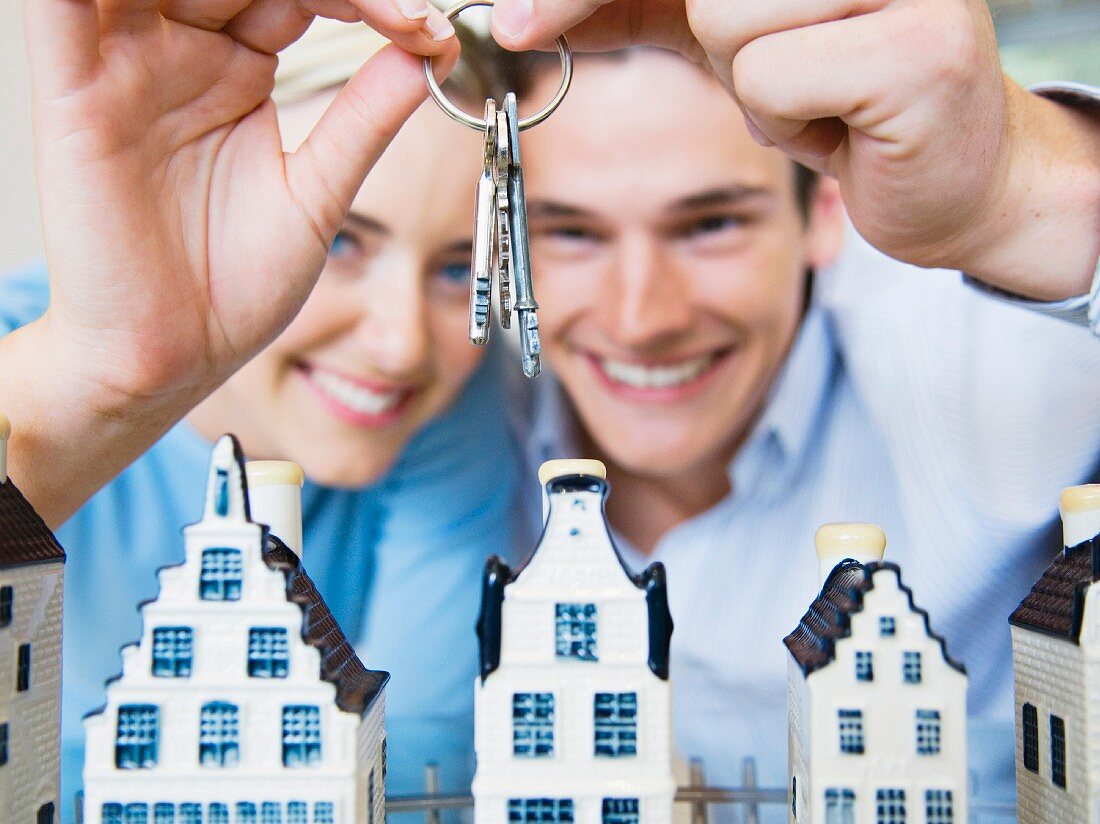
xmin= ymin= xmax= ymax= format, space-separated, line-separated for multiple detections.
xmin=0 ymin=479 xmax=65 ymax=568
xmin=1009 ymin=534 xmax=1098 ymax=644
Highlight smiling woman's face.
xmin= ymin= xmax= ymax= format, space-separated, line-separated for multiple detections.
xmin=188 ymin=98 xmax=484 ymax=486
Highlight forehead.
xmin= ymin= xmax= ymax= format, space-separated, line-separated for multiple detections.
xmin=521 ymin=52 xmax=793 ymax=209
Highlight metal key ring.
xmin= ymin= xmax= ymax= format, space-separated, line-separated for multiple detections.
xmin=423 ymin=0 xmax=572 ymax=132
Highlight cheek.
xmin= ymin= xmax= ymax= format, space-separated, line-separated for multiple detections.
xmin=427 ymin=305 xmax=483 ymax=391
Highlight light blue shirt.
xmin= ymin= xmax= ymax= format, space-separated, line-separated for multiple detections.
xmin=522 ymin=236 xmax=1100 ymax=822
xmin=0 ymin=263 xmax=520 ymax=822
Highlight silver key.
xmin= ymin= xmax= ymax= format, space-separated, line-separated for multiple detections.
xmin=495 ymin=108 xmax=513 ymax=330
xmin=468 ymin=99 xmax=497 ymax=346
xmin=502 ymin=93 xmax=541 ymax=378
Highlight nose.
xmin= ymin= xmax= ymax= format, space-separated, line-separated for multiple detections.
xmin=358 ymin=253 xmax=431 ymax=378
xmin=601 ymin=231 xmax=692 ymax=348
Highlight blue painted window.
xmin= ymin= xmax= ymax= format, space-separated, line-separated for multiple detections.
xmin=200 ymin=549 xmax=242 ymax=601
xmin=855 ymin=651 xmax=873 ymax=682
xmin=513 ymin=693 xmax=554 ymax=757
xmin=207 ymin=805 xmax=228 ymax=824
xmin=235 ymin=804 xmax=256 ymax=824
xmin=38 ymin=802 xmax=55 ymax=824
xmin=116 ymin=705 xmax=158 ymax=769
xmin=1051 ymin=714 xmax=1067 ymax=789
xmin=103 ymin=805 xmax=124 ymax=824
xmin=314 ymin=803 xmax=334 ymax=824
xmin=282 ymin=706 xmax=321 ymax=767
xmin=879 ymin=617 xmax=895 ymax=637
xmin=1022 ymin=703 xmax=1039 ymax=773
xmin=261 ymin=803 xmax=281 ymax=824
xmin=125 ymin=804 xmax=149 ymax=824
xmin=594 ymin=692 xmax=638 ymax=757
xmin=214 ymin=468 xmax=230 ymax=516
xmin=916 ymin=709 xmax=941 ymax=755
xmin=179 ymin=804 xmax=202 ymax=824
xmin=875 ymin=788 xmax=905 ymax=824
xmin=925 ymin=790 xmax=953 ymax=824
xmin=555 ymin=603 xmax=597 ymax=661
xmin=838 ymin=709 xmax=864 ymax=755
xmin=153 ymin=804 xmax=174 ymax=824
xmin=0 ymin=722 xmax=8 ymax=766
xmin=152 ymin=627 xmax=193 ymax=677
xmin=601 ymin=799 xmax=638 ymax=824
xmin=508 ymin=799 xmax=575 ymax=824
xmin=287 ymin=802 xmax=307 ymax=824
xmin=368 ymin=769 xmax=375 ymax=824
xmin=903 ymin=651 xmax=922 ymax=684
xmin=16 ymin=643 xmax=30 ymax=691
xmin=199 ymin=702 xmax=239 ymax=767
xmin=248 ymin=628 xmax=289 ymax=678
xmin=824 ymin=788 xmax=855 ymax=824
xmin=0 ymin=585 xmax=11 ymax=626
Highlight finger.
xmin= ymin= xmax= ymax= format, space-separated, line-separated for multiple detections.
xmin=285 ymin=41 xmax=460 ymax=239
xmin=161 ymin=0 xmax=253 ymax=31
xmin=491 ymin=0 xmax=609 ymax=49
xmin=23 ymin=0 xmax=101 ymax=96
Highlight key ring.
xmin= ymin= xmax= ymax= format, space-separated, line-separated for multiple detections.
xmin=423 ymin=0 xmax=572 ymax=132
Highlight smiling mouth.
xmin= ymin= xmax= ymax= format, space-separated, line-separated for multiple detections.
xmin=300 ymin=364 xmax=413 ymax=426
xmin=597 ymin=352 xmax=720 ymax=389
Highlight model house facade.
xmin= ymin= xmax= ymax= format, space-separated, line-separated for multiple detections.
xmin=1010 ymin=484 xmax=1100 ymax=823
xmin=0 ymin=413 xmax=66 ymax=824
xmin=473 ymin=459 xmax=676 ymax=824
xmin=82 ymin=435 xmax=388 ymax=824
xmin=784 ymin=524 xmax=968 ymax=824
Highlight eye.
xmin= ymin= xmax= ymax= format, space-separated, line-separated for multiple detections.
xmin=329 ymin=230 xmax=359 ymax=258
xmin=437 ymin=261 xmax=469 ymax=285
xmin=685 ymin=213 xmax=744 ymax=237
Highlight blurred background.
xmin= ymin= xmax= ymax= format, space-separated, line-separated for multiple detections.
xmin=1 ymin=0 xmax=1098 ymax=274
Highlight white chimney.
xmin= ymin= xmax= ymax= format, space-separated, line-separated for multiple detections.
xmin=538 ymin=458 xmax=607 ymax=522
xmin=246 ymin=460 xmax=305 ymax=558
xmin=815 ymin=522 xmax=887 ymax=585
xmin=0 ymin=412 xmax=9 ymax=483
xmin=1060 ymin=485 xmax=1100 ymax=548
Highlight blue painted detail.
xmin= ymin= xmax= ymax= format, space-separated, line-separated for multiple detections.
xmin=208 ymin=803 xmax=228 ymax=824
xmin=875 ymin=788 xmax=906 ymax=824
xmin=508 ymin=799 xmax=574 ymax=823
xmin=903 ymin=651 xmax=922 ymax=684
xmin=916 ymin=709 xmax=941 ymax=755
xmin=152 ymin=627 xmax=193 ymax=677
xmin=261 ymin=803 xmax=281 ymax=824
xmin=116 ymin=705 xmax=158 ymax=769
xmin=838 ymin=709 xmax=864 ymax=755
xmin=235 ymin=804 xmax=256 ymax=824
xmin=601 ymin=799 xmax=639 ymax=824
xmin=594 ymin=693 xmax=637 ymax=757
xmin=825 ymin=789 xmax=855 ymax=823
xmin=125 ymin=803 xmax=149 ymax=824
xmin=879 ymin=616 xmax=896 ymax=637
xmin=103 ymin=804 xmax=124 ymax=824
xmin=179 ymin=804 xmax=202 ymax=824
xmin=513 ymin=693 xmax=554 ymax=757
xmin=199 ymin=702 xmax=239 ymax=767
xmin=925 ymin=790 xmax=954 ymax=824
xmin=287 ymin=802 xmax=307 ymax=824
xmin=555 ymin=603 xmax=597 ymax=661
xmin=855 ymin=651 xmax=873 ymax=682
xmin=199 ymin=549 xmax=242 ymax=601
xmin=154 ymin=803 xmax=175 ymax=824
xmin=215 ymin=468 xmax=229 ymax=516
xmin=314 ymin=803 xmax=334 ymax=824
xmin=282 ymin=706 xmax=321 ymax=767
xmin=248 ymin=628 xmax=289 ymax=678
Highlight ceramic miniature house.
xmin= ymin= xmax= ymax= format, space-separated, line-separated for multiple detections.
xmin=784 ymin=524 xmax=968 ymax=824
xmin=82 ymin=435 xmax=388 ymax=824
xmin=1009 ymin=484 xmax=1100 ymax=823
xmin=472 ymin=459 xmax=676 ymax=824
xmin=0 ymin=413 xmax=65 ymax=824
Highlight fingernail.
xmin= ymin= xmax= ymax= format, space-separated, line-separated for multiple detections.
xmin=743 ymin=115 xmax=775 ymax=147
xmin=494 ymin=0 xmax=532 ymax=40
xmin=393 ymin=0 xmax=430 ymax=21
xmin=423 ymin=7 xmax=456 ymax=41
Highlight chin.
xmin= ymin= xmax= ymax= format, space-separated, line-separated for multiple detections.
xmin=296 ymin=448 xmax=398 ymax=490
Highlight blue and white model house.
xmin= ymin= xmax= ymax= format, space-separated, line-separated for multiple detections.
xmin=82 ymin=435 xmax=388 ymax=824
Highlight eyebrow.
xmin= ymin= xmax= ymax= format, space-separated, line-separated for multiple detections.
xmin=526 ymin=185 xmax=775 ymax=222
xmin=344 ymin=211 xmax=389 ymax=235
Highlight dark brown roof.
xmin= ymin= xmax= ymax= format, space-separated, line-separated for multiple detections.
xmin=264 ymin=536 xmax=389 ymax=716
xmin=1009 ymin=535 xmax=1098 ymax=644
xmin=0 ymin=479 xmax=65 ymax=569
xmin=784 ymin=560 xmax=965 ymax=677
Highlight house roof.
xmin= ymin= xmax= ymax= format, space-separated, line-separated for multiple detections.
xmin=0 ymin=479 xmax=65 ymax=569
xmin=1009 ymin=534 xmax=1098 ymax=644
xmin=784 ymin=559 xmax=966 ymax=677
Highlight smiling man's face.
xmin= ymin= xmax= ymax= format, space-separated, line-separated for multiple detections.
xmin=523 ymin=50 xmax=844 ymax=483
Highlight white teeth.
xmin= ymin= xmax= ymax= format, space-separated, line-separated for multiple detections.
xmin=599 ymin=354 xmax=714 ymax=389
xmin=310 ymin=369 xmax=402 ymax=415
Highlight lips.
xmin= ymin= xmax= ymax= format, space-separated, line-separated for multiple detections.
xmin=299 ymin=364 xmax=414 ymax=427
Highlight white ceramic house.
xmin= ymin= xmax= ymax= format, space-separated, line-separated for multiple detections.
xmin=784 ymin=524 xmax=968 ymax=824
xmin=82 ymin=435 xmax=388 ymax=824
xmin=1009 ymin=484 xmax=1100 ymax=823
xmin=472 ymin=459 xmax=676 ymax=824
xmin=0 ymin=413 xmax=65 ymax=824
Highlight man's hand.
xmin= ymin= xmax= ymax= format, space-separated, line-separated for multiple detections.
xmin=492 ymin=0 xmax=1100 ymax=301
xmin=4 ymin=0 xmax=458 ymax=523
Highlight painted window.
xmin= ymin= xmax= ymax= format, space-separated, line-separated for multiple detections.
xmin=824 ymin=788 xmax=855 ymax=824
xmin=282 ymin=705 xmax=321 ymax=767
xmin=855 ymin=651 xmax=874 ymax=682
xmin=838 ymin=709 xmax=864 ymax=754
xmin=507 ymin=799 xmax=575 ymax=824
xmin=916 ymin=709 xmax=942 ymax=755
xmin=200 ymin=702 xmax=239 ymax=767
xmin=875 ymin=788 xmax=906 ymax=824
xmin=248 ymin=628 xmax=289 ymax=678
xmin=369 ymin=768 xmax=376 ymax=824
xmin=103 ymin=805 xmax=124 ymax=824
xmin=0 ymin=585 xmax=12 ymax=626
xmin=594 ymin=692 xmax=638 ymax=757
xmin=879 ymin=617 xmax=895 ymax=637
xmin=601 ymin=798 xmax=639 ymax=824
xmin=261 ymin=803 xmax=282 ymax=824
xmin=214 ymin=467 xmax=230 ymax=516
xmin=179 ymin=804 xmax=202 ymax=824
xmin=314 ymin=803 xmax=335 ymax=824
xmin=555 ymin=603 xmax=597 ymax=661
xmin=16 ymin=642 xmax=30 ymax=691
xmin=200 ymin=548 xmax=242 ymax=601
xmin=37 ymin=802 xmax=55 ymax=824
xmin=152 ymin=627 xmax=193 ymax=677
xmin=513 ymin=692 xmax=555 ymax=757
xmin=791 ymin=777 xmax=797 ymax=819
xmin=287 ymin=802 xmax=307 ymax=824
xmin=925 ymin=790 xmax=953 ymax=824
xmin=1022 ymin=703 xmax=1039 ymax=773
xmin=208 ymin=804 xmax=229 ymax=824
xmin=235 ymin=804 xmax=256 ymax=824
xmin=1051 ymin=714 xmax=1067 ymax=789
xmin=116 ymin=705 xmax=159 ymax=769
xmin=153 ymin=803 xmax=175 ymax=824
xmin=902 ymin=651 xmax=922 ymax=684
xmin=124 ymin=805 xmax=149 ymax=824
xmin=0 ymin=722 xmax=8 ymax=766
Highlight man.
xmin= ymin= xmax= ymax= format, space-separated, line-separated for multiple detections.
xmin=509 ymin=29 xmax=1100 ymax=821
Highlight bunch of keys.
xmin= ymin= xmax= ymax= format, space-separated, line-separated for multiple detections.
xmin=424 ymin=0 xmax=573 ymax=378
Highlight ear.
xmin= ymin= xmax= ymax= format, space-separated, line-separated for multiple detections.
xmin=804 ymin=176 xmax=845 ymax=270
